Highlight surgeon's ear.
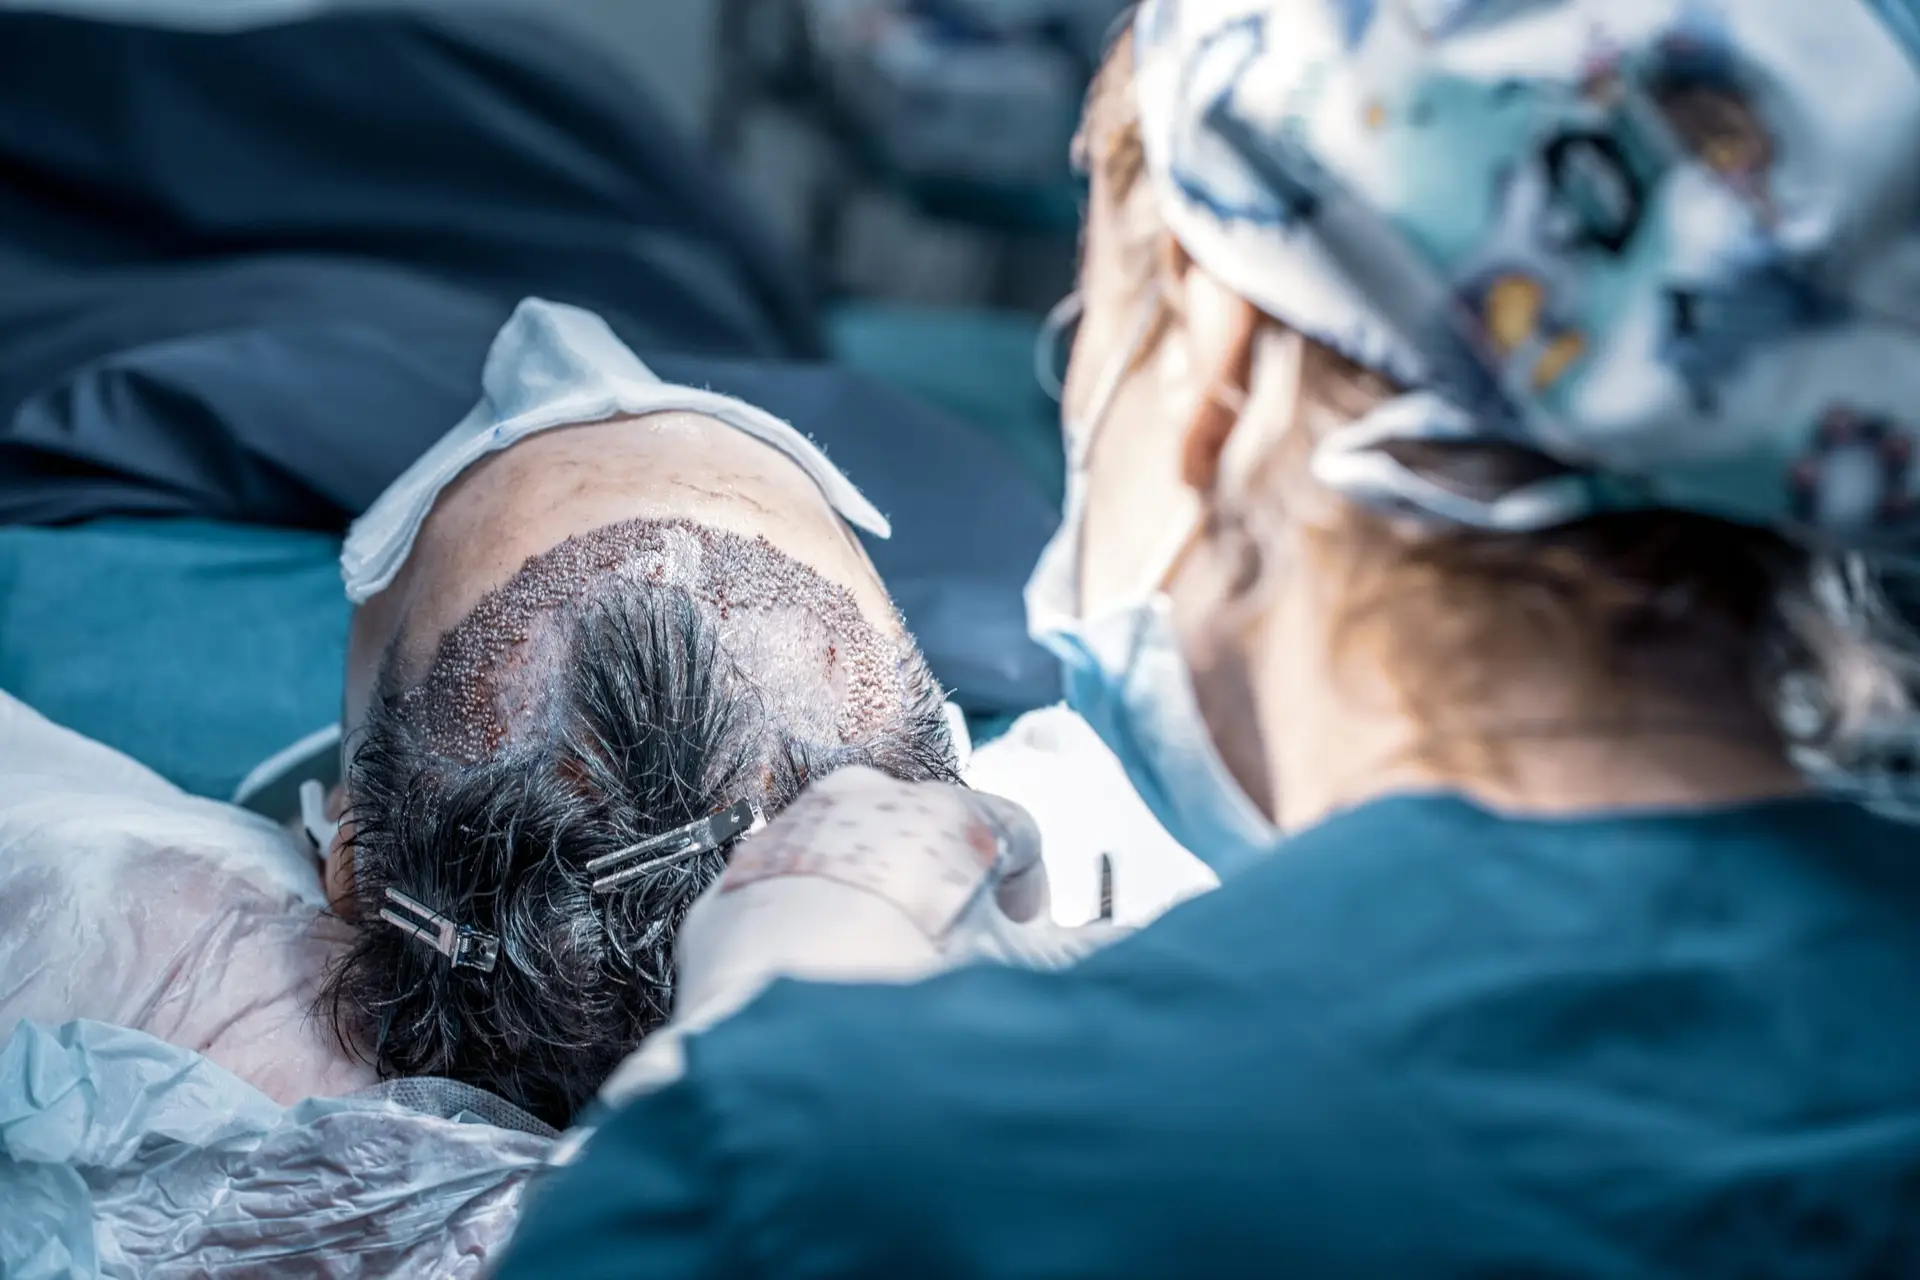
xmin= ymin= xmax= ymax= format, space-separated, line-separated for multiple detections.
xmin=1167 ymin=239 xmax=1263 ymax=493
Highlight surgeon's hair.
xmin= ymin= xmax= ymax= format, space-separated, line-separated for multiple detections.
xmin=1082 ymin=17 xmax=1916 ymax=776
xmin=324 ymin=518 xmax=958 ymax=1127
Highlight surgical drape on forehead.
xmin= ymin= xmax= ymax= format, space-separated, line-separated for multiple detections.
xmin=1132 ymin=0 xmax=1920 ymax=553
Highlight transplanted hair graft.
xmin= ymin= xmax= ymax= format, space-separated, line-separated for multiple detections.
xmin=325 ymin=518 xmax=958 ymax=1126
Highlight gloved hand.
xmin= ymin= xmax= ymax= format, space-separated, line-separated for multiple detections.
xmin=573 ymin=768 xmax=1124 ymax=1136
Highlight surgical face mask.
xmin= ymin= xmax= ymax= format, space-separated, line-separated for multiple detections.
xmin=1023 ymin=296 xmax=1281 ymax=877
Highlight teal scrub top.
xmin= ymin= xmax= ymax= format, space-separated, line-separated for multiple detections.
xmin=496 ymin=794 xmax=1920 ymax=1278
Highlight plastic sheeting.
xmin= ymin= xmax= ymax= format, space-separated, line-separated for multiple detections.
xmin=0 ymin=1020 xmax=554 ymax=1278
xmin=0 ymin=690 xmax=379 ymax=1104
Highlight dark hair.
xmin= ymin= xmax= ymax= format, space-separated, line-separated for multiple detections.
xmin=324 ymin=522 xmax=958 ymax=1127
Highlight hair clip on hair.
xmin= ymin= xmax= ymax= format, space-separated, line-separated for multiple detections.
xmin=588 ymin=799 xmax=766 ymax=894
xmin=380 ymin=888 xmax=501 ymax=973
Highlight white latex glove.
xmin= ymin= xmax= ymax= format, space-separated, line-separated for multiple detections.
xmin=566 ymin=768 xmax=1124 ymax=1150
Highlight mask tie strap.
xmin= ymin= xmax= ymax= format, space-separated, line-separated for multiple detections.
xmin=1035 ymin=291 xmax=1084 ymax=402
xmin=1072 ymin=286 xmax=1164 ymax=472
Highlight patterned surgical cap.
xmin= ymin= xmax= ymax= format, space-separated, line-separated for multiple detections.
xmin=1134 ymin=0 xmax=1920 ymax=552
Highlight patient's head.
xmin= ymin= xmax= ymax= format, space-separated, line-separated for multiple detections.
xmin=324 ymin=415 xmax=959 ymax=1125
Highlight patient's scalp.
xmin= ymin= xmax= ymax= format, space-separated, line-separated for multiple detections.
xmin=339 ymin=521 xmax=957 ymax=1126
xmin=400 ymin=517 xmax=908 ymax=762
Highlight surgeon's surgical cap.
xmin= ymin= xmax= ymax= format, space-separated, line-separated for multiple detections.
xmin=1133 ymin=0 xmax=1920 ymax=553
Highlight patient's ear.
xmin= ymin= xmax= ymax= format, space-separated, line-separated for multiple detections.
xmin=326 ymin=786 xmax=357 ymax=918
xmin=326 ymin=829 xmax=357 ymax=917
xmin=1172 ymin=251 xmax=1263 ymax=493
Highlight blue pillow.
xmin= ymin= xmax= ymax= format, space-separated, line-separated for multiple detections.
xmin=0 ymin=520 xmax=347 ymax=798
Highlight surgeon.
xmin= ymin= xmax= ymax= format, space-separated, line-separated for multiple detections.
xmin=499 ymin=1 xmax=1920 ymax=1273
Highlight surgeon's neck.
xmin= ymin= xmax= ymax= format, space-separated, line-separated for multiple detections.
xmin=1242 ymin=571 xmax=1811 ymax=833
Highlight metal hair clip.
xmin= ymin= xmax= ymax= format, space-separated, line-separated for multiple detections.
xmin=380 ymin=888 xmax=501 ymax=973
xmin=588 ymin=799 xmax=766 ymax=895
